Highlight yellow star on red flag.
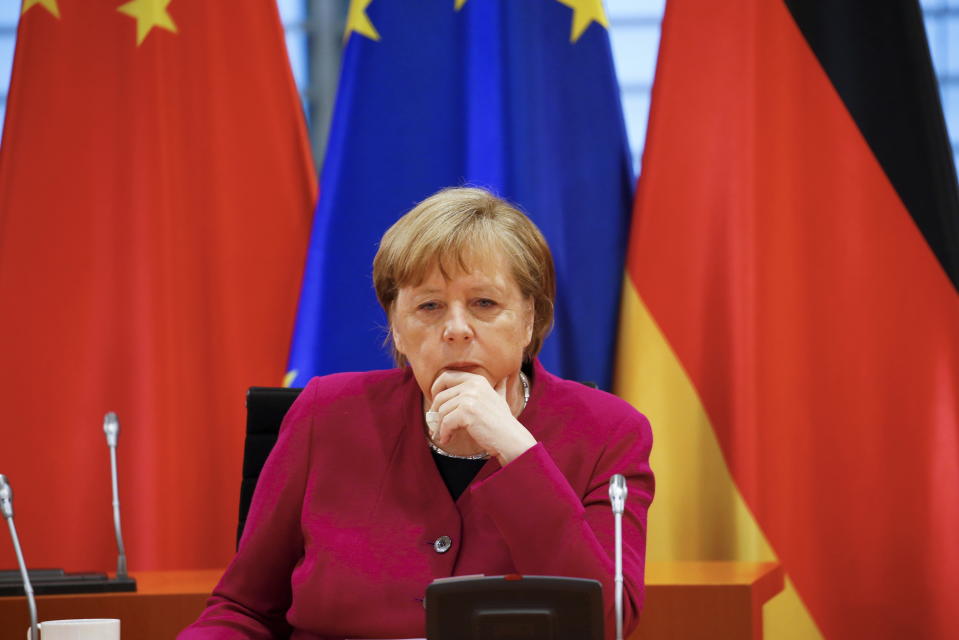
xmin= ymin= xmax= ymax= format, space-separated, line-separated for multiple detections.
xmin=554 ymin=0 xmax=609 ymax=42
xmin=117 ymin=0 xmax=178 ymax=46
xmin=21 ymin=0 xmax=60 ymax=18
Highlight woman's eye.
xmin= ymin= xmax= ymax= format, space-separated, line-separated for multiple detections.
xmin=474 ymin=298 xmax=497 ymax=309
xmin=418 ymin=301 xmax=440 ymax=311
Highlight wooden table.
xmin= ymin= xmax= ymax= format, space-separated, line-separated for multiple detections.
xmin=0 ymin=563 xmax=782 ymax=639
xmin=0 ymin=571 xmax=219 ymax=639
xmin=636 ymin=562 xmax=784 ymax=639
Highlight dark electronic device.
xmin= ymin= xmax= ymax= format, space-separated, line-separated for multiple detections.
xmin=425 ymin=574 xmax=604 ymax=640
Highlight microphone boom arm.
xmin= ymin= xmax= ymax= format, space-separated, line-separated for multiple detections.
xmin=103 ymin=413 xmax=128 ymax=579
xmin=1 ymin=475 xmax=39 ymax=640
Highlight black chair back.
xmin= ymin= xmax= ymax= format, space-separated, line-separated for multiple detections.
xmin=237 ymin=386 xmax=303 ymax=546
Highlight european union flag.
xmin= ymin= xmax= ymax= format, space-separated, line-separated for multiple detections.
xmin=288 ymin=0 xmax=633 ymax=390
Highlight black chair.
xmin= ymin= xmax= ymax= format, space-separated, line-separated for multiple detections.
xmin=237 ymin=386 xmax=303 ymax=546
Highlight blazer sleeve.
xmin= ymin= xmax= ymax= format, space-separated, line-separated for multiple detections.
xmin=178 ymin=380 xmax=318 ymax=639
xmin=468 ymin=411 xmax=654 ymax=640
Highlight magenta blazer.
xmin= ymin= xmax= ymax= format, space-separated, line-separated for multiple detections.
xmin=180 ymin=359 xmax=654 ymax=639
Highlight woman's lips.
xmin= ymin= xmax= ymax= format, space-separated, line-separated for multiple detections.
xmin=443 ymin=362 xmax=480 ymax=372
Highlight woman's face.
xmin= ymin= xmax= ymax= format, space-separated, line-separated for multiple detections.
xmin=391 ymin=252 xmax=534 ymax=403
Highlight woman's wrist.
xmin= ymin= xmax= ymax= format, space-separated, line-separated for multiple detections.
xmin=495 ymin=430 xmax=537 ymax=466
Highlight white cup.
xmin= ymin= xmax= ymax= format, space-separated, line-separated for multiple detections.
xmin=26 ymin=619 xmax=119 ymax=640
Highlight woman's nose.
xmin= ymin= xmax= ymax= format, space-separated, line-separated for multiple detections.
xmin=442 ymin=305 xmax=473 ymax=342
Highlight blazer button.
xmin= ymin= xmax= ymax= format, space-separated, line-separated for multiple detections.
xmin=433 ymin=535 xmax=452 ymax=554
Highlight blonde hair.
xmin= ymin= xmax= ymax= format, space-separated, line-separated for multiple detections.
xmin=373 ymin=187 xmax=556 ymax=365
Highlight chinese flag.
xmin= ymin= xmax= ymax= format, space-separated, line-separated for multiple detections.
xmin=0 ymin=0 xmax=315 ymax=572
xmin=616 ymin=0 xmax=959 ymax=638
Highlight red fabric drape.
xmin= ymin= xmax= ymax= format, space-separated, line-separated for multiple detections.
xmin=0 ymin=0 xmax=316 ymax=571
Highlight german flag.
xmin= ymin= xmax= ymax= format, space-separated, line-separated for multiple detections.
xmin=615 ymin=1 xmax=959 ymax=637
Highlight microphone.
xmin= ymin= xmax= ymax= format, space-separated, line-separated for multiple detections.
xmin=103 ymin=412 xmax=128 ymax=579
xmin=0 ymin=415 xmax=136 ymax=599
xmin=609 ymin=474 xmax=627 ymax=640
xmin=0 ymin=475 xmax=39 ymax=640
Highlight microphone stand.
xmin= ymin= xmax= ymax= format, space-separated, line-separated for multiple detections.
xmin=609 ymin=474 xmax=628 ymax=640
xmin=0 ymin=414 xmax=135 ymax=600
xmin=1 ymin=475 xmax=39 ymax=640
xmin=103 ymin=412 xmax=128 ymax=579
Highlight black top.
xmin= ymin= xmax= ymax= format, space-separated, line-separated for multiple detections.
xmin=431 ymin=451 xmax=487 ymax=501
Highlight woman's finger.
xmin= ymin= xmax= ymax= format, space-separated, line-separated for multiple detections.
xmin=430 ymin=380 xmax=472 ymax=412
xmin=429 ymin=370 xmax=476 ymax=401
xmin=429 ymin=370 xmax=499 ymax=411
xmin=436 ymin=406 xmax=471 ymax=446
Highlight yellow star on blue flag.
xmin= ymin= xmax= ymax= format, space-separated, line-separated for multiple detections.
xmin=345 ymin=0 xmax=380 ymax=41
xmin=554 ymin=0 xmax=609 ymax=42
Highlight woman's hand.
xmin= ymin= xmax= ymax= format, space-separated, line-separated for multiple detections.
xmin=428 ymin=370 xmax=536 ymax=466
